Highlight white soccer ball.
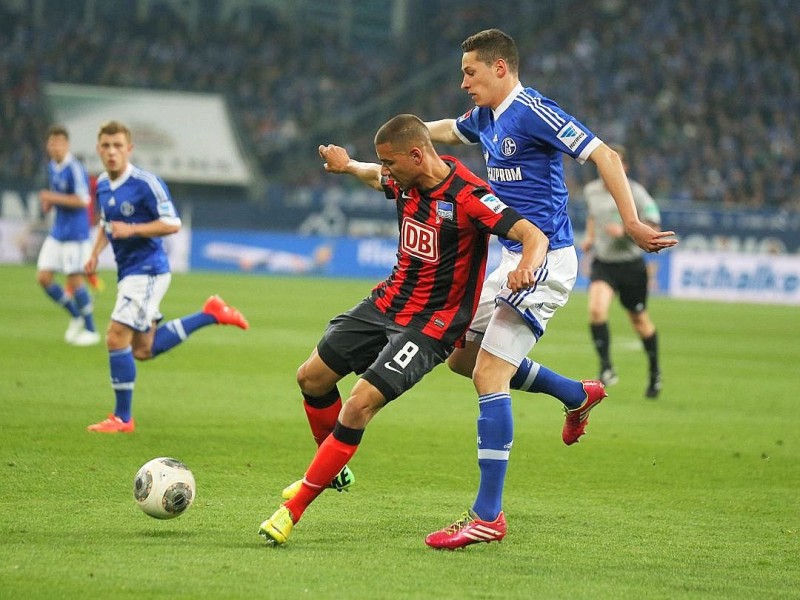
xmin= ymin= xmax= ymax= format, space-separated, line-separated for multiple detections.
xmin=133 ymin=457 xmax=196 ymax=519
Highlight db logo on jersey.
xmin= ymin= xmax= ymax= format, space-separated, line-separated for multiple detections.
xmin=402 ymin=218 xmax=439 ymax=263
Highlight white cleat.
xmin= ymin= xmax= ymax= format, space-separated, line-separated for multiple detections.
xmin=71 ymin=329 xmax=101 ymax=346
xmin=65 ymin=317 xmax=84 ymax=343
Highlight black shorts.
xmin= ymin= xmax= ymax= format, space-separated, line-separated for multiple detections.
xmin=590 ymin=257 xmax=649 ymax=312
xmin=316 ymin=300 xmax=451 ymax=403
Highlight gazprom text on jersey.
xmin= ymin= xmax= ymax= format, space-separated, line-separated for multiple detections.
xmin=487 ymin=167 xmax=522 ymax=182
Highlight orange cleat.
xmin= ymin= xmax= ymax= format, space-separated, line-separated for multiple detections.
xmin=87 ymin=272 xmax=105 ymax=292
xmin=202 ymin=295 xmax=249 ymax=330
xmin=87 ymin=414 xmax=135 ymax=433
xmin=562 ymin=380 xmax=607 ymax=445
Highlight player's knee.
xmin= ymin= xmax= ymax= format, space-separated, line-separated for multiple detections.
xmin=339 ymin=395 xmax=381 ymax=429
xmin=36 ymin=272 xmax=52 ymax=287
xmin=447 ymin=345 xmax=479 ymax=379
xmin=296 ymin=363 xmax=316 ymax=394
xmin=588 ymin=303 xmax=607 ymax=323
xmin=472 ymin=362 xmax=500 ymax=394
xmin=132 ymin=347 xmax=153 ymax=361
xmin=296 ymin=362 xmax=332 ymax=397
xmin=446 ymin=354 xmax=472 ymax=378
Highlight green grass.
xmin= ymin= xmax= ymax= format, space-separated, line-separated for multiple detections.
xmin=0 ymin=264 xmax=797 ymax=599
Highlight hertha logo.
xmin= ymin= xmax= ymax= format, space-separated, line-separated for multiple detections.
xmin=401 ymin=218 xmax=439 ymax=263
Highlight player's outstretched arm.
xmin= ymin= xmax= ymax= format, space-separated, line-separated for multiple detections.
xmin=319 ymin=144 xmax=382 ymax=191
xmin=424 ymin=119 xmax=462 ymax=145
xmin=590 ymin=143 xmax=678 ymax=253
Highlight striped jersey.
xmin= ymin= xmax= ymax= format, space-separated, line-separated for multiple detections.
xmin=454 ymin=82 xmax=601 ymax=252
xmin=47 ymin=152 xmax=91 ymax=242
xmin=372 ymin=156 xmax=522 ymax=345
xmin=95 ymin=163 xmax=181 ymax=280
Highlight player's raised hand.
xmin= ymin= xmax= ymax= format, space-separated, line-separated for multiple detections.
xmin=319 ymin=144 xmax=351 ymax=173
xmin=626 ymin=221 xmax=678 ymax=253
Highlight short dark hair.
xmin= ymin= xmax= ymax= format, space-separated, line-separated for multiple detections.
xmin=462 ymin=29 xmax=519 ymax=74
xmin=374 ymin=114 xmax=431 ymax=151
xmin=47 ymin=125 xmax=69 ymax=140
xmin=97 ymin=120 xmax=132 ymax=142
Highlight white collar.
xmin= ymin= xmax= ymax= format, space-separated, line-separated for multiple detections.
xmin=493 ymin=82 xmax=525 ymax=120
xmin=108 ymin=163 xmax=134 ymax=191
xmin=53 ymin=152 xmax=74 ymax=171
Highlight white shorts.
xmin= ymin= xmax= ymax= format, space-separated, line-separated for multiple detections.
xmin=112 ymin=273 xmax=172 ymax=332
xmin=36 ymin=236 xmax=92 ymax=275
xmin=468 ymin=245 xmax=578 ymax=367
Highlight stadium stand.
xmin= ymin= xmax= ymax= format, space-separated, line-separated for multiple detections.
xmin=0 ymin=0 xmax=797 ymax=209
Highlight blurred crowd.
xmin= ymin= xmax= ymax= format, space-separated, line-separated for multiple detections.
xmin=1 ymin=0 xmax=797 ymax=209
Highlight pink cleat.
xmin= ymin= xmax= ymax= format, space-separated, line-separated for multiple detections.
xmin=202 ymin=295 xmax=249 ymax=330
xmin=425 ymin=510 xmax=507 ymax=550
xmin=562 ymin=380 xmax=607 ymax=445
xmin=87 ymin=414 xmax=135 ymax=433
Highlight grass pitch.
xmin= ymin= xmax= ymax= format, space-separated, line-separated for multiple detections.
xmin=0 ymin=264 xmax=797 ymax=599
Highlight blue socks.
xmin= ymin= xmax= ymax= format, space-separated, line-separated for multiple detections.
xmin=472 ymin=393 xmax=513 ymax=522
xmin=110 ymin=347 xmax=135 ymax=422
xmin=45 ymin=283 xmax=79 ymax=318
xmin=511 ymin=357 xmax=585 ymax=409
xmin=151 ymin=312 xmax=215 ymax=357
xmin=72 ymin=286 xmax=96 ymax=332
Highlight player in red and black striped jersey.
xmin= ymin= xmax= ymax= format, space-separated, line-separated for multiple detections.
xmin=259 ymin=114 xmax=549 ymax=546
xmin=370 ymin=154 xmax=519 ymax=347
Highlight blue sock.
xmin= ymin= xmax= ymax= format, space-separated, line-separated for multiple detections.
xmin=72 ymin=286 xmax=96 ymax=332
xmin=513 ymin=358 xmax=585 ymax=409
xmin=151 ymin=312 xmax=216 ymax=357
xmin=110 ymin=346 xmax=135 ymax=422
xmin=45 ymin=283 xmax=79 ymax=318
xmin=472 ymin=393 xmax=513 ymax=522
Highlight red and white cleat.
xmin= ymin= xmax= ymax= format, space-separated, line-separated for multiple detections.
xmin=562 ymin=380 xmax=607 ymax=445
xmin=425 ymin=510 xmax=507 ymax=550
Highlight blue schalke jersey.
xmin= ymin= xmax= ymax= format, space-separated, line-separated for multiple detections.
xmin=96 ymin=164 xmax=180 ymax=280
xmin=48 ymin=152 xmax=91 ymax=242
xmin=455 ymin=83 xmax=601 ymax=251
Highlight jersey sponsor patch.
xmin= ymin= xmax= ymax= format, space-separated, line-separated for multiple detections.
xmin=479 ymin=193 xmax=508 ymax=214
xmin=556 ymin=121 xmax=588 ymax=151
xmin=401 ymin=218 xmax=439 ymax=263
xmin=436 ymin=200 xmax=454 ymax=220
xmin=157 ymin=200 xmax=175 ymax=217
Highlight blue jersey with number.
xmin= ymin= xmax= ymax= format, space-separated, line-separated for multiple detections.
xmin=96 ymin=164 xmax=180 ymax=280
xmin=455 ymin=83 xmax=601 ymax=251
xmin=48 ymin=153 xmax=91 ymax=242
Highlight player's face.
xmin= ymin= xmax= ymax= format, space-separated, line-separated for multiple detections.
xmin=96 ymin=132 xmax=132 ymax=179
xmin=461 ymin=51 xmax=502 ymax=109
xmin=376 ymin=142 xmax=420 ymax=191
xmin=46 ymin=134 xmax=69 ymax=163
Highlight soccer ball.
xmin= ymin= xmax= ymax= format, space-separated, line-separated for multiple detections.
xmin=133 ymin=457 xmax=196 ymax=519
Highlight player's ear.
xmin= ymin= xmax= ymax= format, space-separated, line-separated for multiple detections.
xmin=495 ymin=59 xmax=507 ymax=77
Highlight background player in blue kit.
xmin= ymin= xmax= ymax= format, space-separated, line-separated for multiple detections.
xmin=424 ymin=29 xmax=678 ymax=549
xmin=36 ymin=125 xmax=100 ymax=346
xmin=85 ymin=120 xmax=249 ymax=433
